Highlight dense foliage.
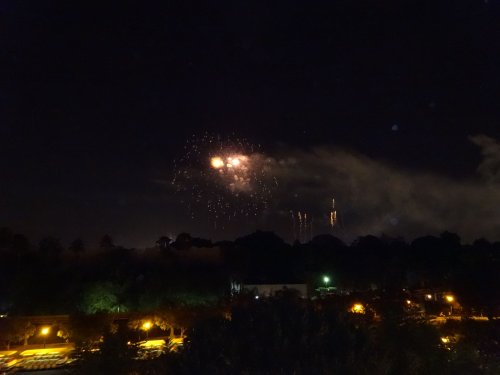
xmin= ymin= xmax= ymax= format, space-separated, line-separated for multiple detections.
xmin=1 ymin=227 xmax=500 ymax=373
xmin=1 ymin=228 xmax=500 ymax=316
xmin=68 ymin=294 xmax=500 ymax=374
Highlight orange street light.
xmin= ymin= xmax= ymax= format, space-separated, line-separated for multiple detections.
xmin=40 ymin=327 xmax=50 ymax=348
xmin=444 ymin=294 xmax=455 ymax=315
xmin=350 ymin=303 xmax=365 ymax=314
xmin=142 ymin=321 xmax=152 ymax=339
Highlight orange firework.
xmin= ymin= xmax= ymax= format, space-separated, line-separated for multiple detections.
xmin=211 ymin=156 xmax=224 ymax=169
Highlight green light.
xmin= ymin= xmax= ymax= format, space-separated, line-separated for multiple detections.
xmin=323 ymin=276 xmax=330 ymax=284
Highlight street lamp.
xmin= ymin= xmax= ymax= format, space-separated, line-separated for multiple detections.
xmin=444 ymin=295 xmax=455 ymax=315
xmin=142 ymin=321 xmax=152 ymax=339
xmin=351 ymin=303 xmax=365 ymax=314
xmin=322 ymin=275 xmax=330 ymax=286
xmin=40 ymin=327 xmax=50 ymax=348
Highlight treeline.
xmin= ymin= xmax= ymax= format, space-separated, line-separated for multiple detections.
xmin=74 ymin=293 xmax=500 ymax=374
xmin=1 ymin=228 xmax=500 ymax=316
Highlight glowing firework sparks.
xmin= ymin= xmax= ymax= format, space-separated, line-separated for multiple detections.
xmin=211 ymin=156 xmax=224 ymax=169
xmin=231 ymin=157 xmax=241 ymax=167
xmin=172 ymin=133 xmax=277 ymax=229
xmin=330 ymin=198 xmax=337 ymax=228
xmin=209 ymin=153 xmax=255 ymax=192
xmin=290 ymin=210 xmax=296 ymax=240
xmin=298 ymin=211 xmax=302 ymax=241
xmin=310 ymin=215 xmax=313 ymax=241
xmin=210 ymin=155 xmax=252 ymax=190
xmin=304 ymin=212 xmax=308 ymax=240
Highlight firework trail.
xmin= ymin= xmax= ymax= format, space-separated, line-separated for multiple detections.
xmin=310 ymin=215 xmax=313 ymax=241
xmin=330 ymin=197 xmax=337 ymax=228
xmin=298 ymin=211 xmax=302 ymax=242
xmin=303 ymin=212 xmax=307 ymax=242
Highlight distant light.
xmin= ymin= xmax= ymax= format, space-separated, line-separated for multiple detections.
xmin=445 ymin=295 xmax=454 ymax=303
xmin=40 ymin=327 xmax=50 ymax=336
xmin=425 ymin=294 xmax=433 ymax=300
xmin=171 ymin=337 xmax=184 ymax=345
xmin=406 ymin=300 xmax=411 ymax=305
xmin=441 ymin=337 xmax=450 ymax=344
xmin=255 ymin=295 xmax=259 ymax=300
xmin=21 ymin=348 xmax=66 ymax=356
xmin=351 ymin=303 xmax=365 ymax=314
xmin=323 ymin=276 xmax=330 ymax=284
xmin=140 ymin=339 xmax=166 ymax=348
xmin=142 ymin=321 xmax=152 ymax=331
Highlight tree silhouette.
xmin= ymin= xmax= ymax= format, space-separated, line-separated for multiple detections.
xmin=69 ymin=238 xmax=85 ymax=257
xmin=156 ymin=236 xmax=171 ymax=251
xmin=0 ymin=318 xmax=35 ymax=349
xmin=38 ymin=236 xmax=63 ymax=258
xmin=178 ymin=295 xmax=451 ymax=374
xmin=173 ymin=233 xmax=192 ymax=251
xmin=75 ymin=322 xmax=137 ymax=374
xmin=99 ymin=234 xmax=115 ymax=251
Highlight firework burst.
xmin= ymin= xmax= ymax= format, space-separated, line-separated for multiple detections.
xmin=172 ymin=133 xmax=276 ymax=229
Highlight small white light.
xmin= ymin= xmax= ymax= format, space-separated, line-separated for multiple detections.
xmin=255 ymin=295 xmax=259 ymax=300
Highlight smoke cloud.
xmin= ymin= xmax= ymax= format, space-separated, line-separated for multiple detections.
xmin=268 ymin=135 xmax=500 ymax=242
xmin=470 ymin=134 xmax=500 ymax=184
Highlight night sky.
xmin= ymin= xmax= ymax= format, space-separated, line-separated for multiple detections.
xmin=2 ymin=0 xmax=500 ymax=247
